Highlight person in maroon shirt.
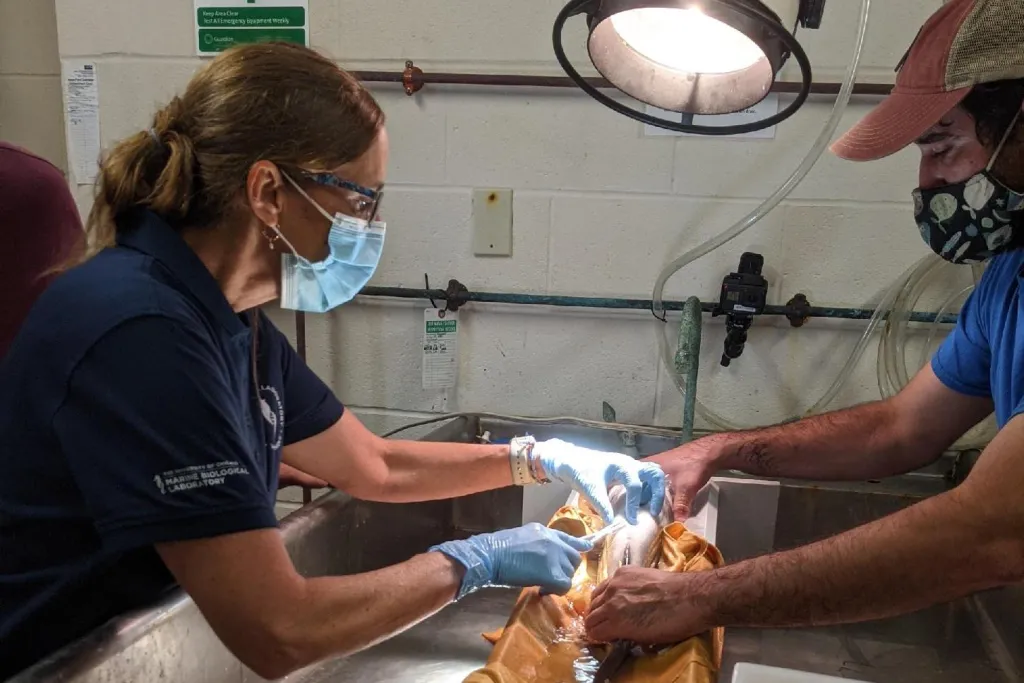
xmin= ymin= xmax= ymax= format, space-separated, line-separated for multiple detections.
xmin=0 ymin=142 xmax=84 ymax=360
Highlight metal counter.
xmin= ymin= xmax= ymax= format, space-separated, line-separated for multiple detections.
xmin=11 ymin=416 xmax=1023 ymax=683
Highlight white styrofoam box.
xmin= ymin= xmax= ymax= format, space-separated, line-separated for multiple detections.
xmin=523 ymin=482 xmax=574 ymax=526
xmin=732 ymin=663 xmax=869 ymax=683
xmin=683 ymin=481 xmax=719 ymax=546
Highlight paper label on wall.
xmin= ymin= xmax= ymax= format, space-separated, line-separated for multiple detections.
xmin=194 ymin=0 xmax=308 ymax=56
xmin=61 ymin=61 xmax=101 ymax=186
xmin=643 ymin=94 xmax=780 ymax=139
xmin=423 ymin=309 xmax=459 ymax=390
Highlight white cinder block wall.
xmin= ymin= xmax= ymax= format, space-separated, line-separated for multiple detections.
xmin=0 ymin=0 xmax=68 ymax=169
xmin=47 ymin=1 xmax=971 ymax=512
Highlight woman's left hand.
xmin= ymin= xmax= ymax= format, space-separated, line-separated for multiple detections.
xmin=534 ymin=439 xmax=666 ymax=524
xmin=278 ymin=462 xmax=328 ymax=489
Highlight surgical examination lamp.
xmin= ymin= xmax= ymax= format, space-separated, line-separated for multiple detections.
xmin=552 ymin=0 xmax=826 ymax=134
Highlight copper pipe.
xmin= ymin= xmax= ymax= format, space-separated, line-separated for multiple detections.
xmin=355 ymin=61 xmax=893 ymax=98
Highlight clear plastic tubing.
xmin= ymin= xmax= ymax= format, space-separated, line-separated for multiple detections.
xmin=652 ymin=0 xmax=873 ymax=431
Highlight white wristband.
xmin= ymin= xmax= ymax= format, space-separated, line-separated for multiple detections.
xmin=509 ymin=436 xmax=538 ymax=486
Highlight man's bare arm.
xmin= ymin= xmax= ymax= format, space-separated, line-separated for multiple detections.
xmin=697 ymin=411 xmax=1024 ymax=628
xmin=157 ymin=529 xmax=463 ymax=679
xmin=588 ymin=412 xmax=1024 ymax=643
xmin=712 ymin=366 xmax=991 ymax=479
xmin=649 ymin=366 xmax=993 ymax=516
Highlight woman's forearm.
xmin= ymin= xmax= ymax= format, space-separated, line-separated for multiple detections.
xmin=371 ymin=440 xmax=513 ymax=501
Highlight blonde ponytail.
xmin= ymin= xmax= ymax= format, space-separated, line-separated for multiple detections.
xmin=79 ymin=97 xmax=197 ymax=264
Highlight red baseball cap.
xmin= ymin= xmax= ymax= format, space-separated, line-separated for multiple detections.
xmin=832 ymin=0 xmax=1024 ymax=162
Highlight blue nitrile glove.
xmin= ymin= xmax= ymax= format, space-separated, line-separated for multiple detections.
xmin=534 ymin=439 xmax=666 ymax=525
xmin=430 ymin=523 xmax=593 ymax=600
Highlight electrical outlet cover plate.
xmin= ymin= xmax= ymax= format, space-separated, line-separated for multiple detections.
xmin=472 ymin=189 xmax=513 ymax=256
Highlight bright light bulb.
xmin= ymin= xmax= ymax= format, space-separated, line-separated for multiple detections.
xmin=610 ymin=7 xmax=765 ymax=75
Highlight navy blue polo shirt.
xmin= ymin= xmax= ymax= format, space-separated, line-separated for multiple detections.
xmin=932 ymin=248 xmax=1024 ymax=428
xmin=0 ymin=210 xmax=343 ymax=678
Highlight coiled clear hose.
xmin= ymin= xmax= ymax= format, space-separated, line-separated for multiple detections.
xmin=653 ymin=0 xmax=873 ymax=432
xmin=651 ymin=0 xmax=996 ymax=448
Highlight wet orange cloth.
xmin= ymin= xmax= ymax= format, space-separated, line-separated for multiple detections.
xmin=464 ymin=502 xmax=724 ymax=683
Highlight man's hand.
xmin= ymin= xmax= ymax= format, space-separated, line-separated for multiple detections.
xmin=585 ymin=567 xmax=706 ymax=643
xmin=643 ymin=438 xmax=721 ymax=520
xmin=278 ymin=462 xmax=328 ymax=489
xmin=535 ymin=439 xmax=666 ymax=524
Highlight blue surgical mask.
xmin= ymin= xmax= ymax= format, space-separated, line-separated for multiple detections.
xmin=274 ymin=174 xmax=386 ymax=313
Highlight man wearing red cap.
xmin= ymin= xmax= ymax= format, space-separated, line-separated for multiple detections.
xmin=588 ymin=0 xmax=1024 ymax=646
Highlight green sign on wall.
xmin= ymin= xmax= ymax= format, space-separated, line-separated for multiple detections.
xmin=194 ymin=1 xmax=308 ymax=56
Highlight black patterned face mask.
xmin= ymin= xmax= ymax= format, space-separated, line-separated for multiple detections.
xmin=913 ymin=110 xmax=1024 ymax=265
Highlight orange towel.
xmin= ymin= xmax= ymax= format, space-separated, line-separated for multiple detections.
xmin=463 ymin=501 xmax=724 ymax=683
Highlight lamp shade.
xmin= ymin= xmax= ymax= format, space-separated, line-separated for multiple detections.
xmin=586 ymin=0 xmax=791 ymax=115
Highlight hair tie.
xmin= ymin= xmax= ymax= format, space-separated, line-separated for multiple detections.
xmin=147 ymin=128 xmax=160 ymax=144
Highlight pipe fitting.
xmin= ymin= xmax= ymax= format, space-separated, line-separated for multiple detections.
xmin=785 ymin=293 xmax=812 ymax=327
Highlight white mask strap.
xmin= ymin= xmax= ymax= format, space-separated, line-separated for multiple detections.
xmin=986 ymin=105 xmax=1023 ymax=172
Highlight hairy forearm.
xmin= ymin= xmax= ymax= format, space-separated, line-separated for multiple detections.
xmin=266 ymin=552 xmax=462 ymax=677
xmin=369 ymin=440 xmax=512 ymax=502
xmin=687 ymin=490 xmax=1023 ymax=630
xmin=705 ymin=399 xmax=925 ymax=480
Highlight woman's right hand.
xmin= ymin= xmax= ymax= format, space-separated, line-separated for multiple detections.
xmin=430 ymin=523 xmax=593 ymax=599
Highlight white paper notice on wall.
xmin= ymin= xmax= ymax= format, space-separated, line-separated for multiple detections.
xmin=643 ymin=94 xmax=780 ymax=140
xmin=61 ymin=61 xmax=101 ymax=185
xmin=423 ymin=308 xmax=459 ymax=390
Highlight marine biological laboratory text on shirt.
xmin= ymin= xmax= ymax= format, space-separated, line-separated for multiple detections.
xmin=153 ymin=461 xmax=250 ymax=495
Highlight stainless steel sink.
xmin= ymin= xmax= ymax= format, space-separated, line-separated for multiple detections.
xmin=13 ymin=416 xmax=1023 ymax=683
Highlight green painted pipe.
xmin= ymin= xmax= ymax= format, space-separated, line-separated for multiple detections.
xmin=675 ymin=296 xmax=703 ymax=442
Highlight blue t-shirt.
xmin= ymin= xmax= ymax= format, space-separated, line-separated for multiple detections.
xmin=932 ymin=249 xmax=1024 ymax=428
xmin=0 ymin=211 xmax=343 ymax=677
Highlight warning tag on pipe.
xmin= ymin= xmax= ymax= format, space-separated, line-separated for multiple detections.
xmin=423 ymin=309 xmax=459 ymax=390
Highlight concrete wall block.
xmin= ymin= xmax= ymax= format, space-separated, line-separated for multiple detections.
xmin=670 ymin=99 xmax=920 ymax=204
xmin=654 ymin=323 xmax=891 ymax=430
xmin=326 ymin=0 xmax=587 ymax=70
xmin=451 ymin=308 xmax=659 ymax=424
xmin=782 ymin=0 xmax=942 ymax=81
xmin=549 ymin=195 xmax=787 ymax=301
xmin=779 ymin=203 xmax=968 ymax=306
xmin=371 ymin=89 xmax=448 ymax=186
xmin=0 ymin=0 xmax=61 ymax=75
xmin=369 ymin=187 xmax=551 ymax=292
xmin=55 ymin=0 xmax=195 ymax=57
xmin=91 ymin=59 xmax=202 ymax=146
xmin=0 ymin=76 xmax=68 ymax=170
xmin=444 ymin=91 xmax=675 ymax=193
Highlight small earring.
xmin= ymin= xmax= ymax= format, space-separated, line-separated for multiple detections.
xmin=261 ymin=225 xmax=281 ymax=251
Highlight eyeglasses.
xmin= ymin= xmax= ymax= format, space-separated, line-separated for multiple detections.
xmin=296 ymin=170 xmax=384 ymax=221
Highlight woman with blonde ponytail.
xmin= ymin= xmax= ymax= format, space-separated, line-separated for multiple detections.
xmin=0 ymin=42 xmax=664 ymax=679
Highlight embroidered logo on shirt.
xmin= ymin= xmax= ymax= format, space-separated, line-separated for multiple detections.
xmin=259 ymin=384 xmax=284 ymax=450
xmin=153 ymin=462 xmax=251 ymax=495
